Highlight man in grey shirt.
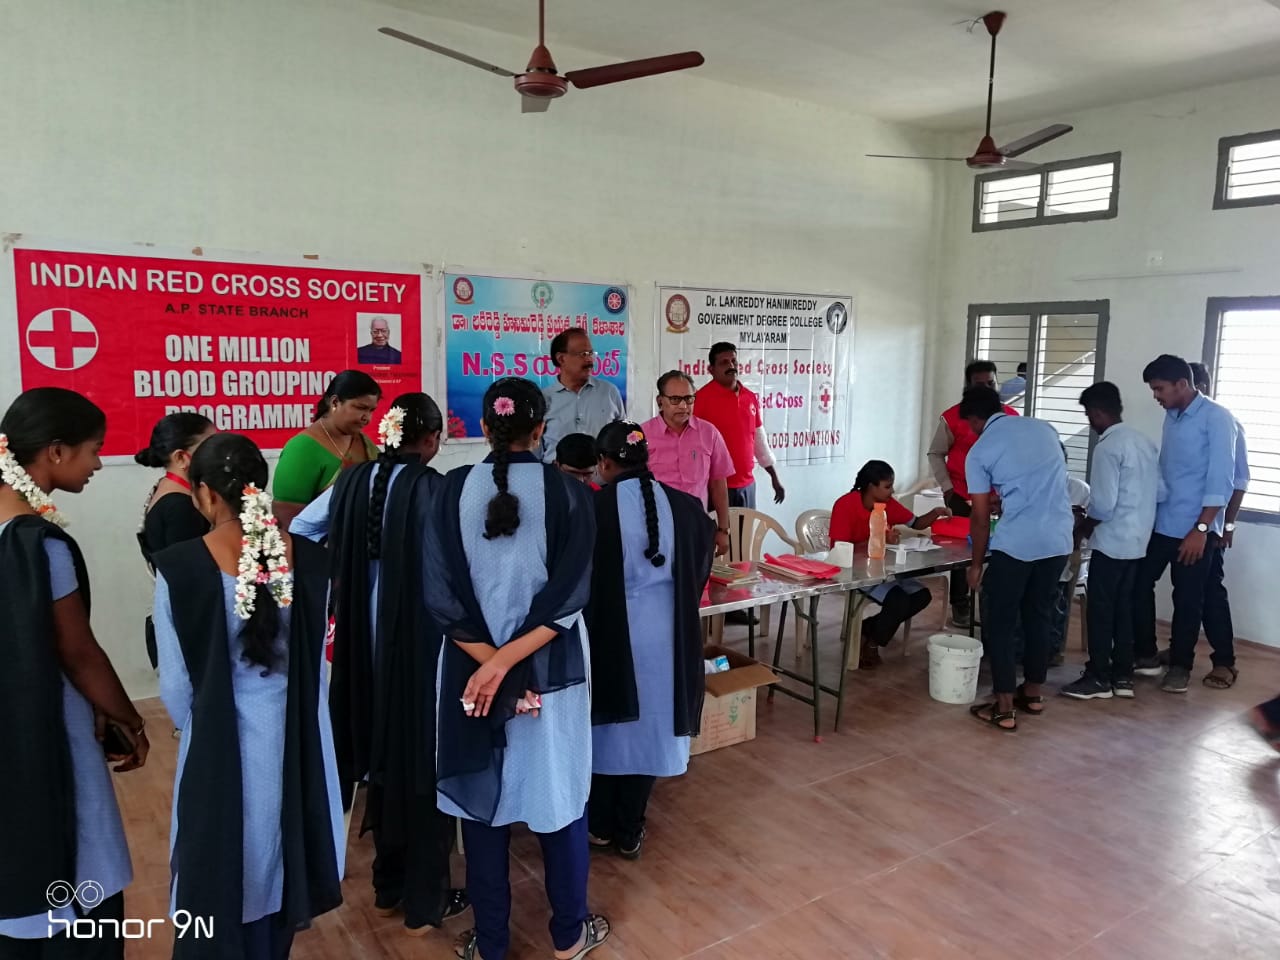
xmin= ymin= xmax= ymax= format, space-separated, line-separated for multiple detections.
xmin=539 ymin=326 xmax=625 ymax=462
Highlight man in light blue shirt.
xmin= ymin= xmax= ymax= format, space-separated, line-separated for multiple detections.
xmin=1132 ymin=354 xmax=1237 ymax=694
xmin=1189 ymin=362 xmax=1249 ymax=689
xmin=999 ymin=362 xmax=1028 ymax=404
xmin=1061 ymin=382 xmax=1160 ymax=701
xmin=963 ymin=386 xmax=1073 ymax=731
xmin=539 ymin=327 xmax=625 ymax=463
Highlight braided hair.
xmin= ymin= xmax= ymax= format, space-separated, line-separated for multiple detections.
xmin=367 ymin=392 xmax=444 ymax=559
xmin=852 ymin=459 xmax=894 ymax=492
xmin=190 ymin=433 xmax=282 ymax=673
xmin=481 ymin=378 xmax=547 ymax=539
xmin=596 ymin=420 xmax=665 ymax=567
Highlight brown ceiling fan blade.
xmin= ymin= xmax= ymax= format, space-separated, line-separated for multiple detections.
xmin=999 ymin=159 xmax=1041 ymax=172
xmin=565 ymin=52 xmax=704 ymax=89
xmin=998 ymin=123 xmax=1072 ymax=158
xmin=377 ymin=27 xmax=517 ymax=78
xmin=865 ymin=154 xmax=966 ymax=161
xmin=521 ymin=96 xmax=552 ymax=114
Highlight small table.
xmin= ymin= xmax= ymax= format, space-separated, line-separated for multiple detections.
xmin=699 ymin=541 xmax=974 ymax=740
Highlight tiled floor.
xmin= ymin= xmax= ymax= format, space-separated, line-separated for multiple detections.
xmin=112 ymin=593 xmax=1280 ymax=959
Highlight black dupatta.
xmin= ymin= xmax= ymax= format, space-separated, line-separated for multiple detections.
xmin=0 ymin=518 xmax=88 ymax=920
xmin=153 ymin=536 xmax=341 ymax=960
xmin=585 ymin=475 xmax=715 ymax=735
xmin=327 ymin=458 xmax=443 ymax=843
xmin=425 ymin=453 xmax=594 ymax=825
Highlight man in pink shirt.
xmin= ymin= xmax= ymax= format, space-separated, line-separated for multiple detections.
xmin=643 ymin=370 xmax=732 ymax=556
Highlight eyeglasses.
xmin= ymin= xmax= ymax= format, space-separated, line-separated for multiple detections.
xmin=562 ymin=350 xmax=597 ymax=360
xmin=661 ymin=395 xmax=695 ymax=405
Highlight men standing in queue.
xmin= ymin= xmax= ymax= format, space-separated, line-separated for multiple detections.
xmin=694 ymin=343 xmax=785 ymax=509
xmin=1132 ymin=354 xmax=1238 ymax=693
xmin=962 ymin=386 xmax=1075 ymax=732
xmin=927 ymin=360 xmax=1019 ymax=628
xmin=1060 ymin=382 xmax=1160 ymax=701
xmin=962 ymin=385 xmax=1073 ymax=732
xmin=540 ymin=327 xmax=626 ymax=463
xmin=643 ymin=371 xmax=733 ymax=557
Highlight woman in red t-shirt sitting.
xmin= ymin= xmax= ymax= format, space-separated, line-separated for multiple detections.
xmin=830 ymin=460 xmax=951 ymax=668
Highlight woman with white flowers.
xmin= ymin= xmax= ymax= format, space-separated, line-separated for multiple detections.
xmin=296 ymin=393 xmax=468 ymax=937
xmin=153 ymin=433 xmax=344 ymax=960
xmin=0 ymin=387 xmax=147 ymax=958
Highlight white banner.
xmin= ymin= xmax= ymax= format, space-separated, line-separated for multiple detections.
xmin=655 ymin=285 xmax=853 ymax=464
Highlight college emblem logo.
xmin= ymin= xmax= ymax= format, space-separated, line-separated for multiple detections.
xmin=25 ymin=308 xmax=99 ymax=371
xmin=603 ymin=287 xmax=627 ymax=314
xmin=817 ymin=381 xmax=834 ymax=415
xmin=825 ymin=302 xmax=849 ymax=335
xmin=664 ymin=294 xmax=691 ymax=334
xmin=531 ymin=282 xmax=554 ymax=308
xmin=452 ymin=276 xmax=474 ymax=304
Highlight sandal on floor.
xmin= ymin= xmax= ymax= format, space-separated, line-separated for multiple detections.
xmin=443 ymin=889 xmax=470 ymax=921
xmin=1014 ymin=684 xmax=1046 ymax=715
xmin=556 ymin=915 xmax=611 ymax=960
xmin=455 ymin=930 xmax=479 ymax=960
xmin=588 ymin=833 xmax=613 ymax=851
xmin=969 ymin=701 xmax=1017 ymax=732
xmin=1203 ymin=666 xmax=1239 ymax=689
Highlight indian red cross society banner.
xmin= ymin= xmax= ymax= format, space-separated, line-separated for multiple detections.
xmin=10 ymin=243 xmax=425 ymax=456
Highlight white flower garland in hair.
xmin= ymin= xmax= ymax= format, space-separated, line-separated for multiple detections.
xmin=0 ymin=433 xmax=69 ymax=528
xmin=234 ymin=483 xmax=293 ymax=620
xmin=378 ymin=406 xmax=406 ymax=450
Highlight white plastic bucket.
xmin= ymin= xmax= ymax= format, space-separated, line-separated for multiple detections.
xmin=926 ymin=633 xmax=984 ymax=705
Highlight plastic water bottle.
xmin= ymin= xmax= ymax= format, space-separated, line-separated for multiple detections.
xmin=869 ymin=503 xmax=888 ymax=559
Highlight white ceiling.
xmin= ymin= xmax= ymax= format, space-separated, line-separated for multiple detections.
xmin=375 ymin=0 xmax=1280 ymax=129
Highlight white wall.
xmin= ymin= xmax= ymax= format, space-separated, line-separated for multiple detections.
xmin=932 ymin=73 xmax=1280 ymax=646
xmin=0 ymin=0 xmax=946 ymax=696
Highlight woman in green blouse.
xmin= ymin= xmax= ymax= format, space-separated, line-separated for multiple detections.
xmin=274 ymin=370 xmax=381 ymax=531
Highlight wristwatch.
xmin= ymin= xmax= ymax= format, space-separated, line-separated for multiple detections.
xmin=1195 ymin=522 xmax=1209 ymax=534
xmin=1225 ymin=522 xmax=1236 ymax=533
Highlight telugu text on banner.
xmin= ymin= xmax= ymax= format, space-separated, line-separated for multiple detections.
xmin=10 ymin=242 xmax=424 ymax=456
xmin=656 ymin=285 xmax=853 ymax=464
xmin=443 ymin=271 xmax=629 ymax=439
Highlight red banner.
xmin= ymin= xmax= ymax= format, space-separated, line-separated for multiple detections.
xmin=13 ymin=246 xmax=423 ymax=456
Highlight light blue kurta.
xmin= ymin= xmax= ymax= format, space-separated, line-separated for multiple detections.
xmin=0 ymin=524 xmax=132 ymax=939
xmin=154 ymin=572 xmax=346 ymax=924
xmin=436 ymin=462 xmax=592 ymax=834
xmin=591 ymin=478 xmax=690 ymax=778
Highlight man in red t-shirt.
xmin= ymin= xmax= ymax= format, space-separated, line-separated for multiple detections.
xmin=694 ymin=343 xmax=785 ymax=510
xmin=926 ymin=360 xmax=1019 ymax=627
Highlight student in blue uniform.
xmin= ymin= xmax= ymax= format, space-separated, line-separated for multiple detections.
xmin=586 ymin=421 xmax=714 ymax=861
xmin=312 ymin=393 xmax=468 ymax=936
xmin=0 ymin=388 xmax=147 ymax=959
xmin=425 ymin=377 xmax=609 ymax=960
xmin=153 ymin=433 xmax=344 ymax=960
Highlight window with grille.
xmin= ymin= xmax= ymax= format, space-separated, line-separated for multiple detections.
xmin=968 ymin=301 xmax=1109 ymax=480
xmin=1203 ymin=298 xmax=1280 ymax=522
xmin=1214 ymin=130 xmax=1280 ymax=210
xmin=973 ymin=153 xmax=1120 ymax=231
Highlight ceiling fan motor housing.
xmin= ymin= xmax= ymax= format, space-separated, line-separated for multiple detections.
xmin=514 ymin=72 xmax=568 ymax=98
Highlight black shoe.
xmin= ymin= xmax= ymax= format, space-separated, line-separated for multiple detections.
xmin=1161 ymin=667 xmax=1190 ymax=694
xmin=618 ymin=829 xmax=646 ymax=861
xmin=725 ymin=610 xmax=759 ymax=626
xmin=1111 ymin=678 xmax=1135 ymax=699
xmin=1060 ymin=673 xmax=1114 ymax=700
xmin=1133 ymin=656 xmax=1163 ymax=677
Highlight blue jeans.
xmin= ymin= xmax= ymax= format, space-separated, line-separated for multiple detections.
xmin=727 ymin=482 xmax=756 ymax=509
xmin=461 ymin=814 xmax=589 ymax=960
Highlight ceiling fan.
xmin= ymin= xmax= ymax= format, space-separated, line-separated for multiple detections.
xmin=867 ymin=11 xmax=1072 ymax=171
xmin=379 ymin=0 xmax=705 ymax=113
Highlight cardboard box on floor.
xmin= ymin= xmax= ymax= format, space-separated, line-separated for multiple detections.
xmin=690 ymin=645 xmax=779 ymax=756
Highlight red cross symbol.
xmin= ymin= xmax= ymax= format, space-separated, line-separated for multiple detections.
xmin=26 ymin=308 xmax=99 ymax=371
xmin=820 ymin=386 xmax=832 ymax=407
